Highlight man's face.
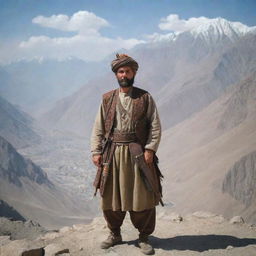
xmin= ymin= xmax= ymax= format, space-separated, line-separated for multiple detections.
xmin=116 ymin=66 xmax=135 ymax=88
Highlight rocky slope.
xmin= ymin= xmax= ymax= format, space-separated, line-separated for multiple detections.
xmin=223 ymin=151 xmax=256 ymax=223
xmin=0 ymin=136 xmax=51 ymax=187
xmin=0 ymin=95 xmax=40 ymax=148
xmin=1 ymin=210 xmax=256 ymax=256
xmin=0 ymin=136 xmax=93 ymax=229
xmin=0 ymin=217 xmax=47 ymax=241
xmin=0 ymin=200 xmax=25 ymax=221
xmin=158 ymin=71 xmax=256 ymax=223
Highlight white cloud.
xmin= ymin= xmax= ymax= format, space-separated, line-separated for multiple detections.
xmin=0 ymin=10 xmax=144 ymax=63
xmin=159 ymin=14 xmax=211 ymax=32
xmin=18 ymin=34 xmax=144 ymax=62
xmin=32 ymin=11 xmax=109 ymax=36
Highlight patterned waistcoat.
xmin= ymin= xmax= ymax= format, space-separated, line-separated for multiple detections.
xmin=102 ymin=86 xmax=150 ymax=147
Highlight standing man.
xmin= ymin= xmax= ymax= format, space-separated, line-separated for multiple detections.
xmin=91 ymin=53 xmax=163 ymax=255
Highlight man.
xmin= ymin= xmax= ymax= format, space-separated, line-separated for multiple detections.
xmin=91 ymin=53 xmax=162 ymax=255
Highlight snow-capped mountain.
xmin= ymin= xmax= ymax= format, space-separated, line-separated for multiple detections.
xmin=40 ymin=17 xmax=256 ymax=137
xmin=150 ymin=17 xmax=256 ymax=44
xmin=190 ymin=17 xmax=256 ymax=43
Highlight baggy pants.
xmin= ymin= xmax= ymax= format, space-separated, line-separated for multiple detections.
xmin=103 ymin=207 xmax=156 ymax=237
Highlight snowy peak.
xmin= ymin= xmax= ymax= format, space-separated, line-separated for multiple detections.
xmin=190 ymin=17 xmax=256 ymax=42
xmin=149 ymin=18 xmax=256 ymax=44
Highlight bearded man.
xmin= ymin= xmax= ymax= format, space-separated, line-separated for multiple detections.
xmin=91 ymin=53 xmax=163 ymax=255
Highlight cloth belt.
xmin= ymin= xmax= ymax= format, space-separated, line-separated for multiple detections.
xmin=112 ymin=132 xmax=137 ymax=143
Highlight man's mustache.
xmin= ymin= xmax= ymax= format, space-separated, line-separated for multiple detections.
xmin=118 ymin=77 xmax=134 ymax=87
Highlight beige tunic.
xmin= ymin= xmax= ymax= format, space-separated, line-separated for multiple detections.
xmin=90 ymin=87 xmax=161 ymax=211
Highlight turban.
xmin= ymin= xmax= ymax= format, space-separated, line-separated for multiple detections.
xmin=111 ymin=53 xmax=139 ymax=73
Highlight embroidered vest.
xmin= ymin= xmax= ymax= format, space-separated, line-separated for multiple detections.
xmin=102 ymin=87 xmax=150 ymax=146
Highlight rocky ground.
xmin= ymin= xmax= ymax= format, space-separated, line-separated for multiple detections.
xmin=1 ymin=210 xmax=256 ymax=256
xmin=0 ymin=217 xmax=47 ymax=241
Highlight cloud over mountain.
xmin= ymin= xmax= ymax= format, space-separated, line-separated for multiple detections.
xmin=1 ymin=11 xmax=256 ymax=63
xmin=1 ymin=10 xmax=145 ymax=63
xmin=149 ymin=15 xmax=256 ymax=43
xmin=159 ymin=14 xmax=211 ymax=32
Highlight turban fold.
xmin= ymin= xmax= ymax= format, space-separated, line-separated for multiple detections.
xmin=111 ymin=53 xmax=139 ymax=73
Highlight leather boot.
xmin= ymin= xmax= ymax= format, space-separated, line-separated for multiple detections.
xmin=138 ymin=234 xmax=154 ymax=255
xmin=100 ymin=232 xmax=122 ymax=249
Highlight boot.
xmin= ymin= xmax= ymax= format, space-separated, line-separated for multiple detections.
xmin=100 ymin=232 xmax=122 ymax=249
xmin=138 ymin=234 xmax=154 ymax=255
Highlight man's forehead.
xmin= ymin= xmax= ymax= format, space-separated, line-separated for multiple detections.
xmin=117 ymin=66 xmax=133 ymax=72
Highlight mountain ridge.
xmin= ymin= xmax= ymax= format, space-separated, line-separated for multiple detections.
xmin=0 ymin=136 xmax=92 ymax=229
xmin=0 ymin=95 xmax=41 ymax=148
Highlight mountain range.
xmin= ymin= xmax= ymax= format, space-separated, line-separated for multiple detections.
xmin=1 ymin=17 xmax=256 ymax=226
xmin=0 ymin=58 xmax=108 ymax=115
xmin=40 ymin=18 xmax=256 ymax=136
xmin=38 ymin=17 xmax=256 ymax=223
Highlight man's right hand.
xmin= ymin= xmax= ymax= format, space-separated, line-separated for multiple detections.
xmin=92 ymin=154 xmax=102 ymax=167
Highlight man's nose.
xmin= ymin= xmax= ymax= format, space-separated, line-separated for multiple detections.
xmin=121 ymin=72 xmax=128 ymax=78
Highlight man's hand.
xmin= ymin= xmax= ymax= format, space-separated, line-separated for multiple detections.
xmin=144 ymin=149 xmax=154 ymax=165
xmin=92 ymin=154 xmax=102 ymax=167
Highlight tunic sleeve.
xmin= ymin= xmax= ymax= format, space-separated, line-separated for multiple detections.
xmin=144 ymin=94 xmax=161 ymax=152
xmin=90 ymin=101 xmax=106 ymax=155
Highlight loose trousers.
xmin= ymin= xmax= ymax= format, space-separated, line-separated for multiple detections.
xmin=103 ymin=207 xmax=156 ymax=236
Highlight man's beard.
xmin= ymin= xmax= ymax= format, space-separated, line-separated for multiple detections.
xmin=118 ymin=77 xmax=134 ymax=88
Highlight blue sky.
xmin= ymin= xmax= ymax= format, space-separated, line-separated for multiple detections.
xmin=0 ymin=0 xmax=255 ymax=63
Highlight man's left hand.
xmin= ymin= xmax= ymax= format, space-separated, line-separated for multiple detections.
xmin=144 ymin=149 xmax=154 ymax=165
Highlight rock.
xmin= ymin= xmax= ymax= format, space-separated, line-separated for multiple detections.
xmin=44 ymin=243 xmax=69 ymax=256
xmin=59 ymin=226 xmax=72 ymax=233
xmin=249 ymin=224 xmax=256 ymax=229
xmin=230 ymin=216 xmax=244 ymax=224
xmin=21 ymin=248 xmax=44 ymax=256
xmin=157 ymin=210 xmax=183 ymax=222
xmin=24 ymin=220 xmax=41 ymax=228
xmin=54 ymin=249 xmax=69 ymax=255
xmin=226 ymin=245 xmax=234 ymax=249
xmin=163 ymin=213 xmax=183 ymax=222
xmin=0 ymin=235 xmax=11 ymax=246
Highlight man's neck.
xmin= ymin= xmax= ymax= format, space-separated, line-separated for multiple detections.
xmin=119 ymin=86 xmax=132 ymax=93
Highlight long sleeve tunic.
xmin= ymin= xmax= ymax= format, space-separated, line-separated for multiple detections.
xmin=90 ymin=87 xmax=162 ymax=211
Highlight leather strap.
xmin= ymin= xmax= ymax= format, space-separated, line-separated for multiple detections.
xmin=129 ymin=142 xmax=164 ymax=206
